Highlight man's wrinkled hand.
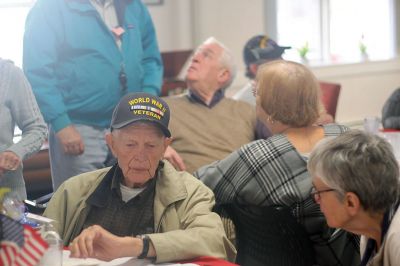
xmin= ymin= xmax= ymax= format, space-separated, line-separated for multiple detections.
xmin=70 ymin=225 xmax=142 ymax=261
xmin=56 ymin=125 xmax=85 ymax=155
xmin=164 ymin=146 xmax=186 ymax=171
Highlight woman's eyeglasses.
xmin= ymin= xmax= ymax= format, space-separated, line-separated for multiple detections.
xmin=251 ymin=82 xmax=258 ymax=97
xmin=310 ymin=187 xmax=336 ymax=203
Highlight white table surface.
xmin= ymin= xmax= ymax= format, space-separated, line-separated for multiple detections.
xmin=63 ymin=251 xmax=198 ymax=266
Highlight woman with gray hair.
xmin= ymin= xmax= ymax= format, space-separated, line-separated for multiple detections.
xmin=308 ymin=130 xmax=400 ymax=266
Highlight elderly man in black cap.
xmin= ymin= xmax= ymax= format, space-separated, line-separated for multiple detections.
xmin=43 ymin=92 xmax=235 ymax=263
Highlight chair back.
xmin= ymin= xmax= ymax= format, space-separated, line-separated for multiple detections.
xmin=319 ymin=81 xmax=341 ymax=120
xmin=222 ymin=204 xmax=315 ymax=266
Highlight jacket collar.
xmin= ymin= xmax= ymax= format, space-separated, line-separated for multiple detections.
xmin=65 ymin=0 xmax=97 ymax=13
xmin=360 ymin=200 xmax=400 ymax=266
xmin=86 ymin=164 xmax=117 ymax=207
xmin=87 ymin=163 xmax=164 ymax=207
xmin=86 ymin=161 xmax=187 ymax=208
xmin=65 ymin=0 xmax=133 ymax=12
xmin=155 ymin=160 xmax=188 ymax=207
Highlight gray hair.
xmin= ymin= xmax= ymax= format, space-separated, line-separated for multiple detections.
xmin=308 ymin=130 xmax=400 ymax=213
xmin=203 ymin=37 xmax=237 ymax=89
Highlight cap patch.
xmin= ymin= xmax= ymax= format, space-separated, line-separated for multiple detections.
xmin=128 ymin=97 xmax=167 ymax=121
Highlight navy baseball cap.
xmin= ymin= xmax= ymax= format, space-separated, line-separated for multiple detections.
xmin=243 ymin=35 xmax=291 ymax=66
xmin=111 ymin=92 xmax=171 ymax=137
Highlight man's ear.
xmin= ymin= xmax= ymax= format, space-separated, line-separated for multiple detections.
xmin=250 ymin=63 xmax=258 ymax=76
xmin=217 ymin=68 xmax=230 ymax=85
xmin=164 ymin=137 xmax=173 ymax=149
xmin=105 ymin=133 xmax=117 ymax=157
xmin=344 ymin=192 xmax=361 ymax=217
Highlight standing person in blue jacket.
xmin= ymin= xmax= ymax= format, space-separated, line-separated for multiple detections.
xmin=23 ymin=0 xmax=163 ymax=190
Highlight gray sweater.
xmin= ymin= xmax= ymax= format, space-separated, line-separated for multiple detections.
xmin=0 ymin=59 xmax=47 ymax=200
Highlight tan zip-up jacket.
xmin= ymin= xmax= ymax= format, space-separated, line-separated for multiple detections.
xmin=44 ymin=160 xmax=236 ymax=263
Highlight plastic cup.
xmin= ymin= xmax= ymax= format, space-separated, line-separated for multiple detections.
xmin=364 ymin=117 xmax=380 ymax=134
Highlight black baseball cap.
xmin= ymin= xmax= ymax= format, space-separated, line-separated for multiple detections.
xmin=111 ymin=92 xmax=171 ymax=137
xmin=243 ymin=35 xmax=291 ymax=66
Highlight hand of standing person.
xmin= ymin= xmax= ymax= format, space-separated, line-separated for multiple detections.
xmin=56 ymin=125 xmax=85 ymax=155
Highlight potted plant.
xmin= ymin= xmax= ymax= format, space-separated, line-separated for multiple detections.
xmin=297 ymin=42 xmax=310 ymax=63
xmin=359 ymin=34 xmax=368 ymax=61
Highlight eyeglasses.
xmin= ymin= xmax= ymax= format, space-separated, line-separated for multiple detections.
xmin=310 ymin=187 xmax=336 ymax=203
xmin=251 ymin=82 xmax=258 ymax=97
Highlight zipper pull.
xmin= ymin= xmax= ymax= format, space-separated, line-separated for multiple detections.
xmin=119 ymin=63 xmax=127 ymax=91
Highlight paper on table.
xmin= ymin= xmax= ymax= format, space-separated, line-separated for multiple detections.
xmin=63 ymin=251 xmax=134 ymax=266
xmin=63 ymin=257 xmax=103 ymax=266
xmin=63 ymin=251 xmax=199 ymax=266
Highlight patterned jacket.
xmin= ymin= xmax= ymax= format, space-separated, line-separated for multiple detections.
xmin=196 ymin=124 xmax=360 ymax=266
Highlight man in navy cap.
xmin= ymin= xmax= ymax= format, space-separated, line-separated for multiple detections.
xmin=233 ymin=35 xmax=290 ymax=105
xmin=43 ymin=92 xmax=235 ymax=263
xmin=233 ymin=35 xmax=333 ymax=125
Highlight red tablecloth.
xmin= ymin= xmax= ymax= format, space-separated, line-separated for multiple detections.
xmin=180 ymin=256 xmax=238 ymax=266
xmin=381 ymin=128 xmax=400 ymax=132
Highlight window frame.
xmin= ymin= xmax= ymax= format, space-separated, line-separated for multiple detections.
xmin=0 ymin=0 xmax=35 ymax=8
xmin=264 ymin=0 xmax=399 ymax=65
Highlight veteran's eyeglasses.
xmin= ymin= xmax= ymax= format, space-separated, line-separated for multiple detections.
xmin=310 ymin=187 xmax=336 ymax=203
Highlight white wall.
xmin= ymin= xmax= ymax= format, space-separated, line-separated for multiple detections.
xmin=148 ymin=0 xmax=263 ymax=85
xmin=312 ymin=59 xmax=400 ymax=125
xmin=191 ymin=0 xmax=264 ymax=50
xmin=149 ymin=0 xmax=264 ymax=54
xmin=148 ymin=0 xmax=400 ymax=125
xmin=190 ymin=0 xmax=264 ymax=95
xmin=147 ymin=0 xmax=193 ymax=51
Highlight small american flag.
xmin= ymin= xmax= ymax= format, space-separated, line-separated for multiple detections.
xmin=0 ymin=214 xmax=48 ymax=266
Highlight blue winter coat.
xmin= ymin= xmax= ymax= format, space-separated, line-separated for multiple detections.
xmin=23 ymin=0 xmax=163 ymax=132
